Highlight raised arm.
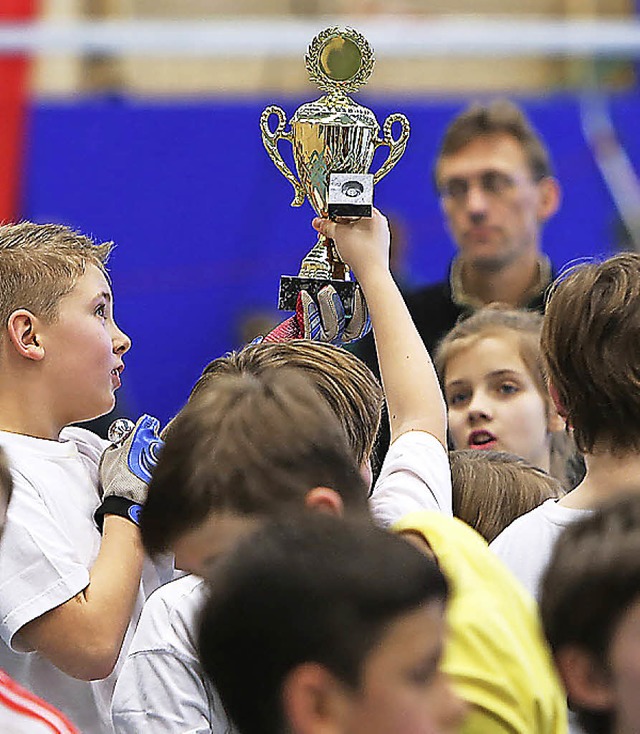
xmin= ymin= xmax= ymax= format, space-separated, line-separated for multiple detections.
xmin=313 ymin=210 xmax=447 ymax=448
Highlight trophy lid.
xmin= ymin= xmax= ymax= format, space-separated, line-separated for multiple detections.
xmin=305 ymin=27 xmax=375 ymax=95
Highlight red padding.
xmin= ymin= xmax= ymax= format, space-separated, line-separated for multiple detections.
xmin=0 ymin=0 xmax=38 ymax=223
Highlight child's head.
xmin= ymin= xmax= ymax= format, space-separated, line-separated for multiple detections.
xmin=0 ymin=222 xmax=131 ymax=430
xmin=450 ymin=449 xmax=563 ymax=543
xmin=198 ymin=513 xmax=465 ymax=734
xmin=542 ymin=253 xmax=640 ymax=456
xmin=540 ymin=492 xmax=640 ymax=734
xmin=189 ymin=340 xmax=383 ymax=471
xmin=435 ymin=305 xmax=569 ymax=483
xmin=0 ymin=446 xmax=13 ymax=540
xmin=141 ymin=365 xmax=370 ymax=573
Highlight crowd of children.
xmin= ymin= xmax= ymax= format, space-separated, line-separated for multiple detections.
xmin=2 ymin=102 xmax=640 ymax=734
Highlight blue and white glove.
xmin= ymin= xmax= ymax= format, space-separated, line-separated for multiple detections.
xmin=298 ymin=284 xmax=370 ymax=346
xmin=95 ymin=414 xmax=164 ymax=530
xmin=261 ymin=284 xmax=371 ymax=346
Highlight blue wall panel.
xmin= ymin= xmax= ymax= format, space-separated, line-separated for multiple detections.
xmin=22 ymin=93 xmax=633 ymax=423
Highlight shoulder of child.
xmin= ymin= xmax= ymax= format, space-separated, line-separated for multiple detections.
xmin=490 ymin=498 xmax=578 ymax=551
xmin=128 ymin=575 xmax=206 ymax=654
xmin=60 ymin=426 xmax=110 ymax=460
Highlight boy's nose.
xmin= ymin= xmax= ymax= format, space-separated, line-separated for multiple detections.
xmin=113 ymin=327 xmax=132 ymax=355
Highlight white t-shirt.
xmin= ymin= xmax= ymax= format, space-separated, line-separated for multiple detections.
xmin=0 ymin=427 xmax=173 ymax=734
xmin=111 ymin=574 xmax=231 ymax=734
xmin=490 ymin=499 xmax=592 ymax=599
xmin=370 ymin=429 xmax=452 ymax=526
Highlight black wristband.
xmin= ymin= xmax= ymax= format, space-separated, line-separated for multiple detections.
xmin=94 ymin=496 xmax=143 ymax=532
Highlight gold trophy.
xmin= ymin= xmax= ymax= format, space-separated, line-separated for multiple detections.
xmin=260 ymin=26 xmax=410 ymax=316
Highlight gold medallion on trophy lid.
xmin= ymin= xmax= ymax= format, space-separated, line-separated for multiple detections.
xmin=305 ymin=26 xmax=375 ymax=96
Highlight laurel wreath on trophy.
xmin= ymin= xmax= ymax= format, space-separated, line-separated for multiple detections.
xmin=305 ymin=26 xmax=375 ymax=95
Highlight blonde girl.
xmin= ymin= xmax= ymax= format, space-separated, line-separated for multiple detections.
xmin=435 ymin=305 xmax=580 ymax=489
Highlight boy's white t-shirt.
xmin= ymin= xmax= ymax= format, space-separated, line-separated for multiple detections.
xmin=370 ymin=430 xmax=452 ymax=525
xmin=111 ymin=574 xmax=231 ymax=734
xmin=0 ymin=427 xmax=173 ymax=734
xmin=110 ymin=429 xmax=451 ymax=733
xmin=490 ymin=499 xmax=593 ymax=599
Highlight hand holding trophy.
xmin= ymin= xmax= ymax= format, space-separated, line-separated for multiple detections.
xmin=260 ymin=26 xmax=410 ymax=317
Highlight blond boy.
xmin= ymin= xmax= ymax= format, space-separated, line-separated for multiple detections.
xmin=0 ymin=223 xmax=171 ymax=733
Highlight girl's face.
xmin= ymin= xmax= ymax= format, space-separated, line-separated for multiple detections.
xmin=444 ymin=334 xmax=554 ymax=472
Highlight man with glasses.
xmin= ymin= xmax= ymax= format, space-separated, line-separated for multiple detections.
xmin=359 ymin=100 xmax=560 ymax=358
xmin=410 ymin=99 xmax=560 ymax=350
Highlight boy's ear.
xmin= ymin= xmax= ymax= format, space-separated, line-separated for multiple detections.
xmin=6 ymin=310 xmax=45 ymax=361
xmin=537 ymin=176 xmax=561 ymax=223
xmin=555 ymin=646 xmax=614 ymax=712
xmin=546 ymin=401 xmax=566 ymax=434
xmin=283 ymin=662 xmax=353 ymax=734
xmin=304 ymin=487 xmax=344 ymax=517
xmin=548 ymin=382 xmax=569 ymax=421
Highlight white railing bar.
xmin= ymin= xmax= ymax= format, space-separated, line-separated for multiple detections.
xmin=0 ymin=16 xmax=639 ymax=58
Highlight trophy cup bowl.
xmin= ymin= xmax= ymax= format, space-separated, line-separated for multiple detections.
xmin=260 ymin=26 xmax=410 ymax=316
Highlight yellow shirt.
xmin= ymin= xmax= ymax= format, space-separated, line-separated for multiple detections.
xmin=394 ymin=512 xmax=567 ymax=734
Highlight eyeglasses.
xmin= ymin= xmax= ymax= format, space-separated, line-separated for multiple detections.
xmin=438 ymin=170 xmax=526 ymax=203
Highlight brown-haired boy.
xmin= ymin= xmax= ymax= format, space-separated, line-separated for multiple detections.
xmin=0 ymin=222 xmax=171 ymax=733
xmin=491 ymin=253 xmax=640 ymax=598
xmin=198 ymin=511 xmax=465 ymax=734
xmin=112 ymin=355 xmax=384 ymax=734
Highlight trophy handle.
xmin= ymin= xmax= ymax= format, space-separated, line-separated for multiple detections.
xmin=371 ymin=113 xmax=411 ymax=185
xmin=260 ymin=105 xmax=306 ymax=207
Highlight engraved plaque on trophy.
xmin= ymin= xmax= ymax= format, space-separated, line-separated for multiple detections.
xmin=259 ymin=26 xmax=410 ymax=316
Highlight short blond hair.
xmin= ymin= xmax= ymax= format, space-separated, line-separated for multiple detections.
xmin=0 ymin=222 xmax=112 ymax=331
xmin=191 ymin=340 xmax=383 ymax=468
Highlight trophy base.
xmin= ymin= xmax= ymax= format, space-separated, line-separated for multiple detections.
xmin=278 ymin=276 xmax=356 ymax=318
xmin=327 ymin=202 xmax=372 ymax=218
